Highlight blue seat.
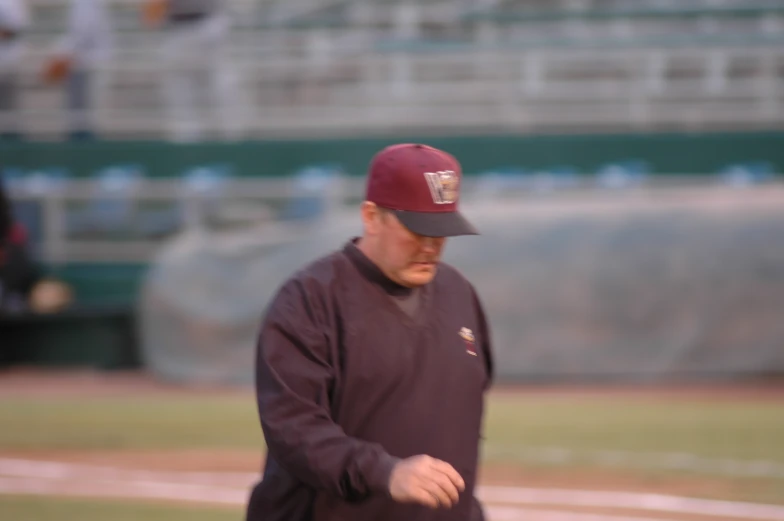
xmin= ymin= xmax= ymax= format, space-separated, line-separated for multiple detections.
xmin=595 ymin=159 xmax=651 ymax=189
xmin=182 ymin=165 xmax=232 ymax=196
xmin=2 ymin=166 xmax=70 ymax=195
xmin=66 ymin=164 xmax=145 ymax=237
xmin=716 ymin=161 xmax=776 ymax=187
xmin=476 ymin=167 xmax=531 ymax=197
xmin=279 ymin=163 xmax=344 ymax=222
xmin=529 ymin=165 xmax=581 ymax=192
xmin=139 ymin=164 xmax=234 ymax=237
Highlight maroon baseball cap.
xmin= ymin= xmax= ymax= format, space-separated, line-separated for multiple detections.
xmin=365 ymin=143 xmax=478 ymax=237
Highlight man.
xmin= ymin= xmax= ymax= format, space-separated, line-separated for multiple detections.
xmin=43 ymin=0 xmax=114 ymax=140
xmin=246 ymin=143 xmax=494 ymax=521
xmin=0 ymin=173 xmax=41 ymax=312
xmin=142 ymin=0 xmax=244 ymax=142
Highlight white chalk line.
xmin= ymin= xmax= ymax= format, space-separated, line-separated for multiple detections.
xmin=0 ymin=477 xmax=677 ymax=521
xmin=2 ymin=459 xmax=784 ymax=520
xmin=0 ymin=477 xmax=685 ymax=521
xmin=487 ymin=506 xmax=700 ymax=521
xmin=0 ymin=475 xmax=248 ymax=505
xmin=0 ymin=458 xmax=254 ymax=487
xmin=483 ymin=445 xmax=784 ymax=479
xmin=483 ymin=486 xmax=784 ymax=520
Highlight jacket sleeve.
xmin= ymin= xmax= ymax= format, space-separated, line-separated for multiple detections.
xmin=470 ymin=287 xmax=493 ymax=520
xmin=471 ymin=285 xmax=494 ymax=389
xmin=255 ymin=278 xmax=399 ymax=502
xmin=470 ymin=496 xmax=486 ymax=521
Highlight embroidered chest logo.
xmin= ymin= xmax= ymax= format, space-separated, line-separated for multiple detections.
xmin=459 ymin=327 xmax=477 ymax=356
xmin=423 ymin=170 xmax=459 ymax=205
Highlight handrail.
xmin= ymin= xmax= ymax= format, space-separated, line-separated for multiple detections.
xmin=7 ymin=175 xmax=782 ymax=265
xmin=373 ymin=33 xmax=784 ymax=53
xmin=462 ymin=3 xmax=784 ymax=24
xmin=24 ymin=0 xmax=784 ymax=34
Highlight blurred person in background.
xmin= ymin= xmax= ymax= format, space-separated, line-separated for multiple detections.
xmin=0 ymin=174 xmax=73 ymax=314
xmin=143 ymin=0 xmax=244 ymax=142
xmin=0 ymin=173 xmax=40 ymax=313
xmin=42 ymin=0 xmax=114 ymax=141
xmin=0 ymin=0 xmax=28 ymax=140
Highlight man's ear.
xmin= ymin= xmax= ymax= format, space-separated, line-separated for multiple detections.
xmin=360 ymin=201 xmax=381 ymax=235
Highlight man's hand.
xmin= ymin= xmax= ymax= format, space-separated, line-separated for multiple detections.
xmin=388 ymin=455 xmax=465 ymax=509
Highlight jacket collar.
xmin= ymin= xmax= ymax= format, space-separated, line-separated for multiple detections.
xmin=343 ymin=237 xmax=415 ymax=297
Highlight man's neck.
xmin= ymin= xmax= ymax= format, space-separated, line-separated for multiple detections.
xmin=355 ymin=237 xmax=413 ymax=289
xmin=355 ymin=236 xmax=373 ymax=262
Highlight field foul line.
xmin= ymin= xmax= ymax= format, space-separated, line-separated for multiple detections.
xmin=0 ymin=458 xmax=254 ymax=487
xmin=0 ymin=476 xmax=687 ymax=521
xmin=0 ymin=477 xmax=714 ymax=521
xmin=1 ymin=459 xmax=784 ymax=520
xmin=487 ymin=506 xmax=715 ymax=521
xmin=483 ymin=445 xmax=784 ymax=479
xmin=483 ymin=486 xmax=784 ymax=520
xmin=0 ymin=477 xmax=704 ymax=521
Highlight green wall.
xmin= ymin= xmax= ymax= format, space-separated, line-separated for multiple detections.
xmin=3 ymin=131 xmax=783 ymax=178
xmin=47 ymin=263 xmax=148 ymax=307
xmin=0 ymin=306 xmax=140 ymax=370
xmin=7 ymin=130 xmax=783 ymax=307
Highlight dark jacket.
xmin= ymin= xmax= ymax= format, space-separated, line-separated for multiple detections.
xmin=0 ymin=223 xmax=40 ymax=311
xmin=246 ymin=239 xmax=493 ymax=521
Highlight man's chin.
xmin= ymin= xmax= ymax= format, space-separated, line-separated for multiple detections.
xmin=401 ymin=265 xmax=438 ymax=287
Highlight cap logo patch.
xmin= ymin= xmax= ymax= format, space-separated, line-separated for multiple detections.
xmin=423 ymin=171 xmax=458 ymax=205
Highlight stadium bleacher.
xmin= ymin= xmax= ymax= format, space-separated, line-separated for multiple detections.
xmin=10 ymin=0 xmax=784 ymax=139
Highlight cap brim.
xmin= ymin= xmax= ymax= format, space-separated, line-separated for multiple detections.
xmin=392 ymin=210 xmax=479 ymax=238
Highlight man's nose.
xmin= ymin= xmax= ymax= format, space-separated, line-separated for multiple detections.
xmin=420 ymin=236 xmax=442 ymax=253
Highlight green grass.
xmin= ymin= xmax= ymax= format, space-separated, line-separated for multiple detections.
xmin=0 ymin=391 xmax=782 ymax=504
xmin=485 ymin=395 xmax=784 ymax=462
xmin=0 ymin=393 xmax=781 ymax=463
xmin=0 ymin=396 xmax=263 ymax=450
xmin=480 ymin=395 xmax=784 ymax=504
xmin=0 ymin=495 xmax=241 ymax=521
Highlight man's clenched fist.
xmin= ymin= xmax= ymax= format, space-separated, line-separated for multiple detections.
xmin=388 ymin=455 xmax=465 ymax=509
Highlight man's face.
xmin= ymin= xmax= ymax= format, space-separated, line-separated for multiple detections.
xmin=375 ymin=209 xmax=446 ymax=288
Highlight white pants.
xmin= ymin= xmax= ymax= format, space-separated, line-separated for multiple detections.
xmin=161 ymin=15 xmax=246 ymax=142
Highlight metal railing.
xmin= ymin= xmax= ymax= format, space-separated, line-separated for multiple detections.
xmin=8 ymin=0 xmax=784 ymax=139
xmin=12 ymin=45 xmax=784 ymax=139
xmin=8 ymin=174 xmax=783 ymax=265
